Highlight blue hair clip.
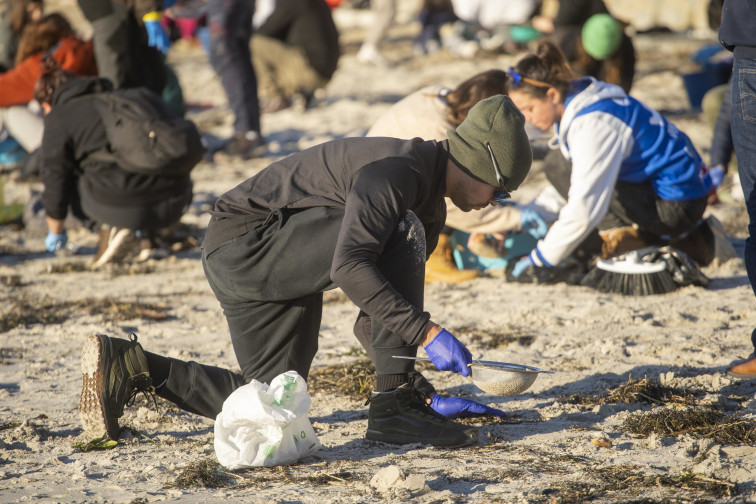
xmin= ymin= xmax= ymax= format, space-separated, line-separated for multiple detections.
xmin=507 ymin=67 xmax=522 ymax=87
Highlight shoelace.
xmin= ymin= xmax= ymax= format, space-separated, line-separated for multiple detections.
xmin=399 ymin=388 xmax=447 ymax=422
xmin=125 ymin=375 xmax=159 ymax=412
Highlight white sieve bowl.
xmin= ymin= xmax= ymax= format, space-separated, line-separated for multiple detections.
xmin=392 ymin=356 xmax=553 ymax=396
xmin=470 ymin=363 xmax=539 ymax=396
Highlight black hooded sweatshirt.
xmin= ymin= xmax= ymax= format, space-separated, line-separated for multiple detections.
xmin=40 ymin=77 xmax=191 ymax=221
xmin=205 ymin=136 xmax=449 ymax=346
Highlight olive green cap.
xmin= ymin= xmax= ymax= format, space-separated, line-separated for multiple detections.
xmin=447 ymin=94 xmax=532 ymax=191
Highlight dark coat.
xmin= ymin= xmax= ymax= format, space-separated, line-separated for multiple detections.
xmin=719 ymin=0 xmax=756 ymax=58
xmin=40 ymin=77 xmax=191 ymax=221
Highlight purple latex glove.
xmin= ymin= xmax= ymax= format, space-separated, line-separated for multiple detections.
xmin=424 ymin=328 xmax=472 ymax=377
xmin=429 ymin=394 xmax=506 ymax=419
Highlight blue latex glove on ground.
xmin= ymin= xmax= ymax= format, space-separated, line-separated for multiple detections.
xmin=424 ymin=329 xmax=472 ymax=377
xmin=709 ymin=165 xmax=725 ymax=188
xmin=144 ymin=19 xmax=171 ymax=53
xmin=45 ymin=231 xmax=67 ymax=252
xmin=429 ymin=394 xmax=506 ymax=419
xmin=520 ymin=209 xmax=548 ymax=240
xmin=511 ymin=255 xmax=533 ymax=278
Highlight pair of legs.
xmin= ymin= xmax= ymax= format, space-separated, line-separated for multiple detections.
xmin=250 ymin=35 xmax=327 ymax=107
xmin=0 ymin=105 xmax=44 ymax=154
xmin=207 ymin=0 xmax=261 ymax=137
xmin=76 ymin=0 xmax=166 ymax=95
xmin=146 ymin=207 xmax=425 ymax=419
xmin=78 ymin=181 xmax=192 ymax=233
xmin=731 ymin=57 xmax=756 ymax=361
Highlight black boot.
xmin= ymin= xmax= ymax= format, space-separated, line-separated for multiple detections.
xmin=366 ymin=384 xmax=478 ymax=447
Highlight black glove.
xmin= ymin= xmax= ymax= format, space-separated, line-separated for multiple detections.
xmin=507 ymin=258 xmax=585 ymax=285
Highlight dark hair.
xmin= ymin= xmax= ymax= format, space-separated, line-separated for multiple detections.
xmin=445 ymin=69 xmax=508 ymax=126
xmin=15 ymin=12 xmax=72 ymax=64
xmin=507 ymin=41 xmax=575 ymax=99
xmin=33 ymin=54 xmax=74 ymax=105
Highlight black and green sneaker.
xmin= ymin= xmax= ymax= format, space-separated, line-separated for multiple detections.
xmin=366 ymin=384 xmax=478 ymax=447
xmin=79 ymin=333 xmax=153 ymax=440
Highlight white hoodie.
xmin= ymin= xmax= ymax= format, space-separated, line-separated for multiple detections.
xmin=527 ymin=78 xmax=709 ymax=268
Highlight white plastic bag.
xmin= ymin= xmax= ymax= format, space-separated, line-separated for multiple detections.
xmin=214 ymin=370 xmax=321 ymax=468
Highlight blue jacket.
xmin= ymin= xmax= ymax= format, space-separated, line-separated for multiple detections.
xmin=528 ymin=78 xmax=710 ymax=267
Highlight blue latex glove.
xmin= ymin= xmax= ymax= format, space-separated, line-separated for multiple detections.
xmin=424 ymin=329 xmax=472 ymax=377
xmin=45 ymin=231 xmax=67 ymax=252
xmin=144 ymin=19 xmax=171 ymax=53
xmin=429 ymin=394 xmax=506 ymax=419
xmin=709 ymin=165 xmax=725 ymax=188
xmin=520 ymin=209 xmax=548 ymax=240
xmin=511 ymin=255 xmax=533 ymax=278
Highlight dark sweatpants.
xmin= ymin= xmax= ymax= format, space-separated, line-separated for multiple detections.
xmin=150 ymin=207 xmax=425 ymax=419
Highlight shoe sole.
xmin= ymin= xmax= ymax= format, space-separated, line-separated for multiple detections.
xmin=79 ymin=334 xmax=120 ymax=440
xmin=725 ymin=370 xmax=756 ymax=379
xmin=365 ymin=427 xmax=478 ymax=448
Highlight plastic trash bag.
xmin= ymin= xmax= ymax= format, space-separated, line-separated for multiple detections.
xmin=214 ymin=370 xmax=321 ymax=468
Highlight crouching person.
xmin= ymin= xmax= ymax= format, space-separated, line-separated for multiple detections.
xmin=78 ymin=95 xmax=533 ymax=448
xmin=35 ymin=56 xmax=201 ymax=266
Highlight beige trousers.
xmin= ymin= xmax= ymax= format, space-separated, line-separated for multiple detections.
xmin=251 ymin=35 xmax=327 ymax=101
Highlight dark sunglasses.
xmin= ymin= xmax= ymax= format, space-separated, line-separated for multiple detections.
xmin=493 ymin=190 xmax=511 ymax=204
xmin=486 ymin=142 xmax=512 ymax=203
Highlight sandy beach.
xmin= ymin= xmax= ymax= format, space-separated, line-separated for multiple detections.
xmin=1 ymin=3 xmax=755 ymax=503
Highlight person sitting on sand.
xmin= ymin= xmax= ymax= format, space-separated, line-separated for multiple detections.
xmin=366 ymin=69 xmax=549 ymax=283
xmin=34 ymin=57 xmax=197 ymax=266
xmin=251 ymin=0 xmax=340 ymax=113
xmin=77 ymin=95 xmax=535 ymax=449
xmin=505 ymin=41 xmax=713 ymax=284
xmin=0 ymin=12 xmax=97 ymax=161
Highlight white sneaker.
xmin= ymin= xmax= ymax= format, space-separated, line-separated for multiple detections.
xmin=135 ymin=247 xmax=169 ymax=263
xmin=91 ymin=227 xmax=137 ymax=269
xmin=356 ymin=44 xmax=387 ymax=65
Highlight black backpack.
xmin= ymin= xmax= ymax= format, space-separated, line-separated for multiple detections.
xmin=91 ymin=88 xmax=205 ymax=176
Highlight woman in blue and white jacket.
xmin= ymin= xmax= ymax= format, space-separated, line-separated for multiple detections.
xmin=506 ymin=41 xmax=712 ymax=282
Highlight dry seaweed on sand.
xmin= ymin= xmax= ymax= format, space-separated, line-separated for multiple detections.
xmin=225 ymin=463 xmax=362 ymax=490
xmin=44 ymin=261 xmax=90 ymax=273
xmin=523 ymin=464 xmax=737 ymax=503
xmin=77 ymin=297 xmax=171 ymax=322
xmin=452 ymin=325 xmax=536 ymax=349
xmin=165 ymin=459 xmax=235 ymax=489
xmin=0 ymin=298 xmax=70 ymax=332
xmin=307 ymin=359 xmax=376 ymax=400
xmin=622 ymin=406 xmax=756 ymax=446
xmin=558 ymin=377 xmax=695 ymax=406
xmin=589 ymin=465 xmax=738 ymax=500
xmin=72 ymin=435 xmax=118 ymax=452
xmin=0 ymin=296 xmax=171 ymax=332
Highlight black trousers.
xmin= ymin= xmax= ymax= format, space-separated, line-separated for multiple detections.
xmin=544 ymin=149 xmax=707 ymax=239
xmin=153 ymin=207 xmax=425 ymax=418
xmin=78 ymin=180 xmax=193 ymax=232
